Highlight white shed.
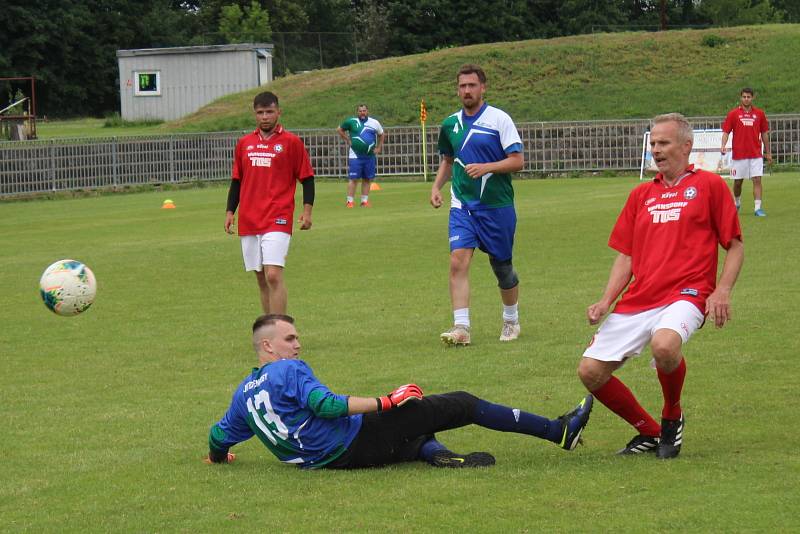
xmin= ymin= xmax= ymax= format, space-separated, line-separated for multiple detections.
xmin=117 ymin=43 xmax=274 ymax=121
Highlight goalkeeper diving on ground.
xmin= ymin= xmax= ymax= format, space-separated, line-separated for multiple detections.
xmin=205 ymin=314 xmax=593 ymax=469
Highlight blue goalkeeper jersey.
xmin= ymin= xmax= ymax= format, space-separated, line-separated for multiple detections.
xmin=209 ymin=359 xmax=362 ymax=469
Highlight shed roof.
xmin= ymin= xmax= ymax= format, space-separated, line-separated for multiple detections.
xmin=117 ymin=43 xmax=273 ymax=58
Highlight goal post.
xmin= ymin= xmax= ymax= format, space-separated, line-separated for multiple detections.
xmin=640 ymin=128 xmax=733 ymax=180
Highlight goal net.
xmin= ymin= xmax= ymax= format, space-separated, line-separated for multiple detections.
xmin=640 ymin=128 xmax=732 ymax=180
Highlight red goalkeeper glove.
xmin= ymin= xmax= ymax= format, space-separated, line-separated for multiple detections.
xmin=377 ymin=383 xmax=423 ymax=411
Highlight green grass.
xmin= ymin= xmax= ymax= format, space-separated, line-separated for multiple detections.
xmin=31 ymin=24 xmax=800 ymax=139
xmin=2 ymin=175 xmax=799 ymax=531
xmin=36 ymin=117 xmax=169 ymax=139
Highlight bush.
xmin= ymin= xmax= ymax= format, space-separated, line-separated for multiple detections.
xmin=701 ymin=34 xmax=727 ymax=48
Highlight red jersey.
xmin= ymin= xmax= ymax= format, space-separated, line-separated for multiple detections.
xmin=609 ymin=167 xmax=742 ymax=314
xmin=232 ymin=126 xmax=314 ymax=236
xmin=721 ymin=106 xmax=769 ymax=160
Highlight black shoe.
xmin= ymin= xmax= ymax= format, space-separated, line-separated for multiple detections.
xmin=656 ymin=416 xmax=684 ymax=459
xmin=617 ymin=434 xmax=660 ymax=455
xmin=557 ymin=394 xmax=594 ymax=450
xmin=429 ymin=450 xmax=496 ymax=468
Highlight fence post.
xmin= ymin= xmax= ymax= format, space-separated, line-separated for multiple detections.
xmin=169 ymin=137 xmax=176 ymax=182
xmin=112 ymin=137 xmax=119 ymax=188
xmin=49 ymin=140 xmax=55 ymax=192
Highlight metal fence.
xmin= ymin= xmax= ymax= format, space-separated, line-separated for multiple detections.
xmin=3 ymin=114 xmax=800 ymax=197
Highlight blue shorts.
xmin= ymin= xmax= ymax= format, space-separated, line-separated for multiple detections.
xmin=348 ymin=157 xmax=377 ymax=180
xmin=448 ymin=206 xmax=516 ymax=261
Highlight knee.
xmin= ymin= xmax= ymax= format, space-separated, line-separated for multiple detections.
xmin=577 ymin=359 xmax=611 ymax=391
xmin=449 ymin=254 xmax=470 ymax=274
xmin=255 ymin=271 xmax=268 ymax=289
xmin=265 ymin=268 xmax=283 ymax=287
xmin=489 ymin=258 xmax=519 ymax=290
xmin=650 ymin=333 xmax=681 ymax=367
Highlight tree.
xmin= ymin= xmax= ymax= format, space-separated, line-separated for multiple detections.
xmin=698 ymin=0 xmax=782 ymax=26
xmin=219 ymin=1 xmax=272 ymax=43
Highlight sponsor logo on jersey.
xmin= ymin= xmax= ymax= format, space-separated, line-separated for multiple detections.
xmin=661 ymin=192 xmax=677 ymax=199
xmin=739 ymin=117 xmax=755 ymax=127
xmin=257 ymin=144 xmax=269 ymax=149
xmin=684 ymin=186 xmax=697 ymax=200
xmin=275 ymin=218 xmax=287 ymax=225
xmin=680 ymin=288 xmax=699 ymax=296
xmin=246 ymin=145 xmax=254 ymax=150
xmin=449 ymin=235 xmax=460 ymax=242
xmin=645 ymin=197 xmax=656 ymax=206
xmin=648 ymin=201 xmax=688 ymax=223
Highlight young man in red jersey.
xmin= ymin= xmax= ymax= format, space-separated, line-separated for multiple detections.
xmin=224 ymin=92 xmax=315 ymax=314
xmin=721 ymin=88 xmax=772 ymax=216
xmin=577 ymin=113 xmax=744 ymax=459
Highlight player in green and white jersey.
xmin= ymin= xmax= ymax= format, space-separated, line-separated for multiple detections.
xmin=430 ymin=64 xmax=525 ymax=346
xmin=337 ymin=104 xmax=385 ymax=207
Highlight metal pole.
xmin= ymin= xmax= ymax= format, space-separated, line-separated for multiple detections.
xmin=318 ymin=33 xmax=324 ymax=69
xmin=112 ymin=137 xmax=119 ymax=188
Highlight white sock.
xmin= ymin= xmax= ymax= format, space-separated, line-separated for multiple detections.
xmin=755 ymin=200 xmax=762 ymax=210
xmin=503 ymin=303 xmax=519 ymax=323
xmin=361 ymin=195 xmax=369 ymax=203
xmin=734 ymin=196 xmax=741 ymax=207
xmin=454 ymin=308 xmax=470 ymax=328
xmin=346 ymin=196 xmax=354 ymax=203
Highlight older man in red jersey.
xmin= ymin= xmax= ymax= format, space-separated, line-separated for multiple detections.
xmin=577 ymin=113 xmax=744 ymax=459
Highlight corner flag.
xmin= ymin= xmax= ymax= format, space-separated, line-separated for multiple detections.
xmin=420 ymin=99 xmax=428 ymax=182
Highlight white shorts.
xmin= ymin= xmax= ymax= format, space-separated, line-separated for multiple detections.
xmin=729 ymin=158 xmax=764 ymax=180
xmin=240 ymin=232 xmax=291 ymax=271
xmin=582 ymin=300 xmax=704 ymax=363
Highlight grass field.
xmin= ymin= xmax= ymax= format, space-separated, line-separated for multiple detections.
xmin=2 ymin=175 xmax=798 ymax=531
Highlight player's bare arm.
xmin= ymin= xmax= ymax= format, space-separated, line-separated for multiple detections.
xmin=431 ymin=156 xmax=454 ymax=208
xmin=224 ymin=211 xmax=235 ymax=234
xmin=587 ymin=253 xmax=633 ymax=324
xmin=762 ymin=131 xmax=773 ymax=164
xmin=720 ymin=132 xmax=730 ymax=155
xmin=465 ymin=152 xmax=524 ymax=179
xmin=336 ymin=127 xmax=351 ymax=145
xmin=298 ymin=204 xmax=313 ymax=230
xmin=706 ymin=238 xmax=744 ymax=328
xmin=374 ymin=132 xmax=386 ymax=155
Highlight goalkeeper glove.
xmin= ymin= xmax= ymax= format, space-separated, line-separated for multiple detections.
xmin=377 ymin=383 xmax=423 ymax=412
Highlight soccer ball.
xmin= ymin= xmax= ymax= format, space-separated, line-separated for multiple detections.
xmin=39 ymin=259 xmax=97 ymax=316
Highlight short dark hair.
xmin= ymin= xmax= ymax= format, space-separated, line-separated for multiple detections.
xmin=457 ymin=64 xmax=487 ymax=84
xmin=253 ymin=91 xmax=279 ymax=109
xmin=252 ymin=314 xmax=294 ymax=333
xmin=741 ymin=87 xmax=754 ymax=96
xmin=356 ymin=103 xmax=368 ymax=111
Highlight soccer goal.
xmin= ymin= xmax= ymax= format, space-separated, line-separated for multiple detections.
xmin=640 ymin=128 xmax=732 ymax=180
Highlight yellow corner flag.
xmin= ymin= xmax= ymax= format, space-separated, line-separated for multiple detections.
xmin=420 ymin=99 xmax=428 ymax=182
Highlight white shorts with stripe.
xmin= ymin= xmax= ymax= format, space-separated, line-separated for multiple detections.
xmin=241 ymin=232 xmax=291 ymax=271
xmin=582 ymin=300 xmax=704 ymax=363
xmin=729 ymin=158 xmax=764 ymax=180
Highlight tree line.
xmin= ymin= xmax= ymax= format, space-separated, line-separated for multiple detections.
xmin=1 ymin=0 xmax=797 ymax=117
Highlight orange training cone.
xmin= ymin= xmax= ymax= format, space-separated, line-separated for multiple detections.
xmin=162 ymin=199 xmax=176 ymax=209
xmin=369 ymin=182 xmax=381 ymax=191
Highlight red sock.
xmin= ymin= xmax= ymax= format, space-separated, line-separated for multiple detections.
xmin=593 ymin=376 xmax=661 ymax=437
xmin=657 ymin=357 xmax=686 ymax=420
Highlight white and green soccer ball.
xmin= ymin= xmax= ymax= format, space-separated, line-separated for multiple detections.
xmin=39 ymin=259 xmax=97 ymax=316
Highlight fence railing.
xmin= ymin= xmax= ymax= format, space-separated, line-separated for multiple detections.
xmin=3 ymin=114 xmax=799 ymax=197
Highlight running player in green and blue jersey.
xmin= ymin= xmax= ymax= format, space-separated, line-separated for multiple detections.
xmin=430 ymin=64 xmax=525 ymax=346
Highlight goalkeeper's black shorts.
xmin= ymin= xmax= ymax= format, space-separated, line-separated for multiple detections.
xmin=326 ymin=391 xmax=479 ymax=469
